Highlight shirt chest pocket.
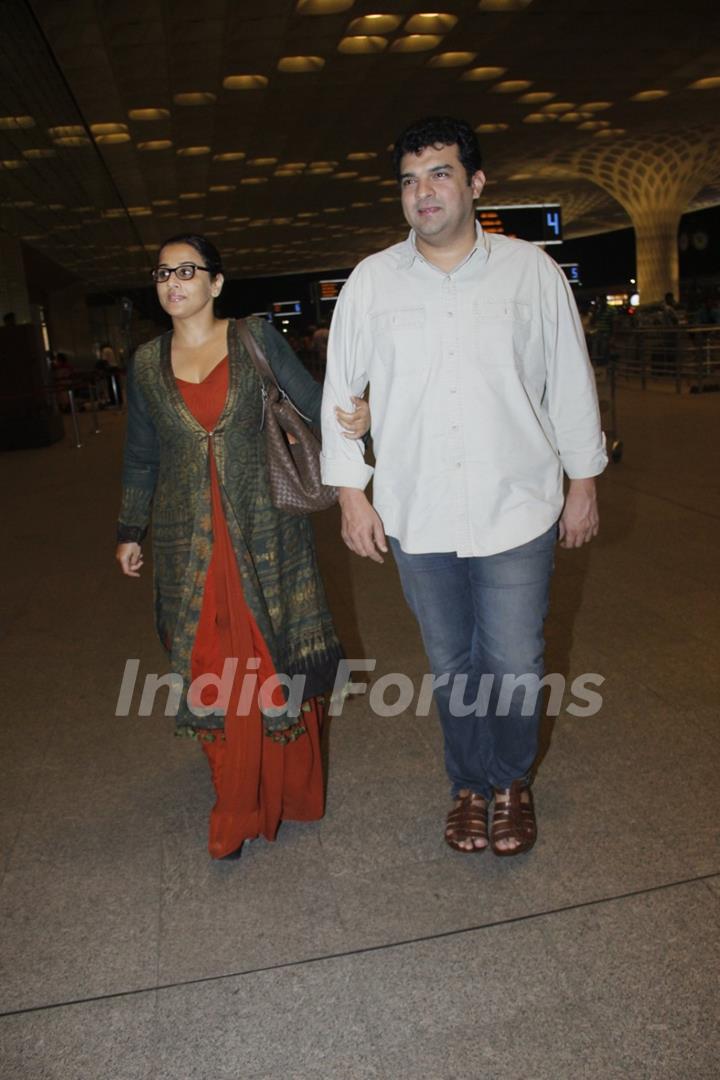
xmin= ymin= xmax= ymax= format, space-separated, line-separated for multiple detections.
xmin=371 ymin=307 xmax=429 ymax=377
xmin=473 ymin=299 xmax=532 ymax=366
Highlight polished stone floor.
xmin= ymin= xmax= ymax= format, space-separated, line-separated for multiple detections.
xmin=1 ymin=385 xmax=718 ymax=1079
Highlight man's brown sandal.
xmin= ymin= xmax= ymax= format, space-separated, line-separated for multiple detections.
xmin=490 ymin=780 xmax=537 ymax=857
xmin=445 ymin=791 xmax=488 ymax=854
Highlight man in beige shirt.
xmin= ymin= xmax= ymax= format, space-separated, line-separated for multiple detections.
xmin=321 ymin=117 xmax=606 ymax=857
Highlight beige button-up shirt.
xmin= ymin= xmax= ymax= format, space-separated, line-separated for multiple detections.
xmin=320 ymin=225 xmax=607 ymax=556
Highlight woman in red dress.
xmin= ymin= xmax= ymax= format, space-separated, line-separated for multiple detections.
xmin=115 ymin=235 xmax=368 ymax=857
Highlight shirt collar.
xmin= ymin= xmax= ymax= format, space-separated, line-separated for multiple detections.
xmin=395 ymin=220 xmax=491 ymax=271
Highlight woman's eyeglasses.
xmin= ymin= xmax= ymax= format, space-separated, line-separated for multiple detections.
xmin=151 ymin=263 xmax=211 ymax=283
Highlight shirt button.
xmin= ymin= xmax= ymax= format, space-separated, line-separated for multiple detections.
xmin=450 ymin=387 xmax=457 ymax=394
xmin=452 ymin=424 xmax=459 ymax=431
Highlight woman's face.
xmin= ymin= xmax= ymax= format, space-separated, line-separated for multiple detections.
xmin=155 ymin=242 xmax=223 ymax=320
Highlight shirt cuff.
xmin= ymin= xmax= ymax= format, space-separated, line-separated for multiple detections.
xmin=560 ymin=438 xmax=608 ymax=479
xmin=320 ymin=455 xmax=374 ymax=490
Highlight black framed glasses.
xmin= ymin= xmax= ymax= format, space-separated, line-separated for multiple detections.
xmin=151 ymin=263 xmax=211 ymax=283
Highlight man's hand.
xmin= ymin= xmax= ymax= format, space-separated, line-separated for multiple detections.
xmin=335 ymin=396 xmax=370 ymax=440
xmin=338 ymin=488 xmax=387 ymax=563
xmin=558 ymin=477 xmax=599 ymax=549
xmin=116 ymin=541 xmax=144 ymax=577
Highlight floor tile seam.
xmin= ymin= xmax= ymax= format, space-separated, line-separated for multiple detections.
xmin=2 ymin=869 xmax=717 ymax=1022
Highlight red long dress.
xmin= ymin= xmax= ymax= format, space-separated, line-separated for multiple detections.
xmin=176 ymin=358 xmax=324 ymax=858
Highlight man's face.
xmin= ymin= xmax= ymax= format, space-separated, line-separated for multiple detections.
xmin=399 ymin=142 xmax=485 ymax=247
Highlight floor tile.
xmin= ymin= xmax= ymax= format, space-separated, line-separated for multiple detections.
xmin=0 ymin=994 xmax=157 ymax=1080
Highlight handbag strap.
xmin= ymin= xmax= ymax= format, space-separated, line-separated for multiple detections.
xmin=236 ymin=318 xmax=279 ymax=391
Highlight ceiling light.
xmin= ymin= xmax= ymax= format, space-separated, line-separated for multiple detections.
xmin=323 ymin=207 xmax=344 ymax=213
xmin=347 ymin=14 xmax=402 ymax=34
xmin=356 ymin=175 xmax=382 ymax=183
xmin=307 ymin=166 xmax=334 ymax=175
xmin=594 ymin=128 xmax=626 ymax=137
xmin=182 ymin=214 xmax=203 ymax=220
xmin=53 ymin=136 xmax=91 ymax=147
xmin=272 ymin=217 xmax=293 ymax=225
xmin=310 ymin=161 xmax=338 ymax=168
xmin=128 ymin=108 xmax=170 ymax=121
xmin=523 ymin=113 xmax=555 ymax=124
xmin=333 ymin=171 xmax=359 ymax=179
xmin=179 ymin=192 xmax=204 ymax=200
xmin=223 ymin=75 xmax=269 ymax=90
xmin=209 ymin=185 xmax=236 ymax=193
xmin=404 ymin=13 xmax=457 ymax=33
xmin=478 ymin=0 xmax=532 ymax=10
xmin=296 ymin=0 xmax=354 ymax=12
xmin=559 ymin=112 xmax=585 ymax=122
xmin=248 ymin=157 xmax=278 ymax=166
xmin=137 ymin=140 xmax=173 ymax=151
xmin=173 ymin=92 xmax=216 ymax=105
xmin=542 ymin=101 xmax=575 ymax=113
xmin=352 ymin=201 xmax=372 ymax=207
xmin=580 ymin=101 xmax=613 ymax=111
xmin=214 ymin=151 xmax=246 ymax=162
xmin=338 ymin=36 xmax=387 ymax=54
xmin=508 ymin=172 xmax=532 ymax=180
xmin=577 ymin=120 xmax=610 ymax=131
xmin=22 ymin=148 xmax=56 ymax=159
xmin=297 ymin=212 xmax=319 ymax=218
xmin=389 ymin=35 xmax=442 ymax=52
xmin=427 ymin=52 xmax=477 ymax=68
xmin=274 ymin=169 xmax=303 ymax=177
xmin=378 ymin=179 xmax=396 ymax=187
xmin=176 ymin=146 xmax=211 ymax=156
xmin=240 ymin=177 xmax=269 ymax=185
xmin=0 ymin=115 xmax=35 ymax=130
xmin=631 ymin=90 xmax=669 ymax=102
xmin=152 ymin=199 xmax=176 ymax=206
xmin=491 ymin=80 xmax=533 ymax=93
xmin=95 ymin=133 xmax=131 ymax=144
xmin=128 ymin=207 xmax=152 ymax=216
xmin=90 ymin=122 xmax=129 ymax=136
xmin=689 ymin=76 xmax=720 ymax=89
xmin=516 ymin=91 xmax=555 ymax=104
xmin=347 ymin=152 xmax=378 ymax=161
xmin=474 ymin=122 xmax=509 ymax=132
xmin=277 ymin=56 xmax=325 ymax=73
xmin=48 ymin=125 xmax=85 ymax=138
xmin=462 ymin=66 xmax=507 ymax=81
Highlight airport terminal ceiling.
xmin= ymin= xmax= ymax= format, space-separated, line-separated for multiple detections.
xmin=1 ymin=0 xmax=720 ymax=289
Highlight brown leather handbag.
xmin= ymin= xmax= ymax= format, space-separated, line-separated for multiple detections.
xmin=236 ymin=319 xmax=338 ymax=515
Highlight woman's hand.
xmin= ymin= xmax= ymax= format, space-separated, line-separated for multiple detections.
xmin=116 ymin=542 xmax=144 ymax=577
xmin=335 ymin=396 xmax=371 ymax=440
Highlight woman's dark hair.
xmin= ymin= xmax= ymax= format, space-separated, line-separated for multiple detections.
xmin=158 ymin=233 xmax=223 ymax=278
xmin=392 ymin=116 xmax=482 ymax=184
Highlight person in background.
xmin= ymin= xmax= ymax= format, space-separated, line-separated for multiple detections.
xmin=116 ymin=234 xmax=369 ymax=859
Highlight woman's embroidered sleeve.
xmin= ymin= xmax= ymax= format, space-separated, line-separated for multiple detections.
xmin=117 ymin=359 xmax=160 ymax=542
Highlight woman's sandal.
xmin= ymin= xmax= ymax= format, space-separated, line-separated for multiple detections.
xmin=490 ymin=780 xmax=537 ymax=857
xmin=445 ymin=790 xmax=488 ymax=854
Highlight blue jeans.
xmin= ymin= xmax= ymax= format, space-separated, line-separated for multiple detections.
xmin=389 ymin=525 xmax=556 ymax=798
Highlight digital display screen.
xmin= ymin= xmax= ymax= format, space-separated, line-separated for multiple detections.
xmin=317 ymin=279 xmax=347 ymax=301
xmin=272 ymin=300 xmax=302 ymax=316
xmin=559 ymin=263 xmax=581 ymax=285
xmin=477 ymin=205 xmax=563 ymax=245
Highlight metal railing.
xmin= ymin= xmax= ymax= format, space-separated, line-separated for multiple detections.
xmin=600 ymin=326 xmax=720 ymax=393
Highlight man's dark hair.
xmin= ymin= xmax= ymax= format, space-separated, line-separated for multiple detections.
xmin=392 ymin=117 xmax=482 ymax=184
xmin=158 ymin=233 xmax=223 ymax=278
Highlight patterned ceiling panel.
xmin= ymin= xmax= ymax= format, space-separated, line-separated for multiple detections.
xmin=0 ymin=0 xmax=717 ymax=285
